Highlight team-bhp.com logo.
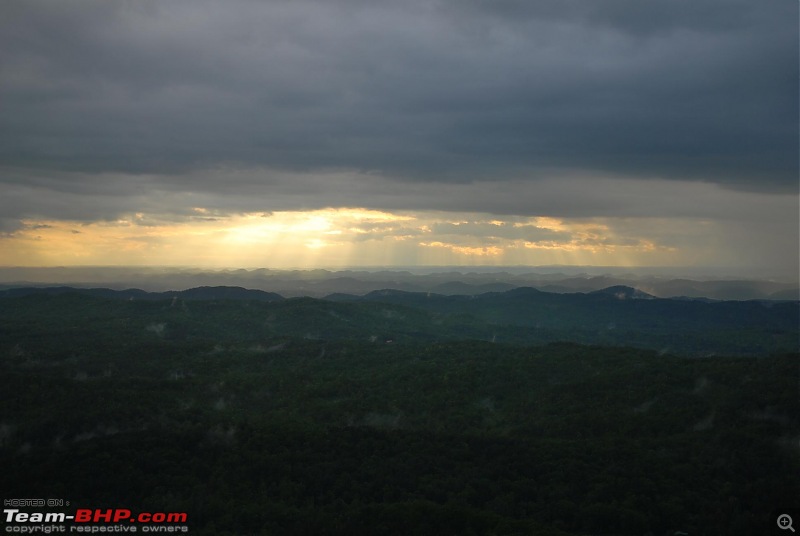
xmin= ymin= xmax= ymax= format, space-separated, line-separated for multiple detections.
xmin=74 ymin=510 xmax=187 ymax=524
xmin=4 ymin=508 xmax=189 ymax=532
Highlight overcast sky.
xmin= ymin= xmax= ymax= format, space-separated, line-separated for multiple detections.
xmin=0 ymin=0 xmax=797 ymax=277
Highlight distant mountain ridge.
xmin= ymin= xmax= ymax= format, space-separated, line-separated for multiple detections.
xmin=1 ymin=283 xmax=793 ymax=306
xmin=589 ymin=285 xmax=656 ymax=300
xmin=1 ymin=266 xmax=797 ymax=300
xmin=0 ymin=285 xmax=284 ymax=302
xmin=0 ymin=284 xmax=796 ymax=356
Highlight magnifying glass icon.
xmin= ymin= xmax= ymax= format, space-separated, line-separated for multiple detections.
xmin=778 ymin=514 xmax=795 ymax=532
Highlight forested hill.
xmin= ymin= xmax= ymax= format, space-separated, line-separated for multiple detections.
xmin=1 ymin=285 xmax=798 ymax=535
xmin=1 ymin=285 xmax=797 ymax=356
xmin=331 ymin=284 xmax=797 ymax=327
xmin=1 ymin=328 xmax=797 ymax=534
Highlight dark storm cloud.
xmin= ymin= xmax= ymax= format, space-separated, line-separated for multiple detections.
xmin=0 ymin=167 xmax=793 ymax=233
xmin=0 ymin=0 xmax=797 ymax=223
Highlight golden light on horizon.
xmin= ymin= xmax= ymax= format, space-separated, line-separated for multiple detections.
xmin=420 ymin=242 xmax=505 ymax=257
xmin=0 ymin=208 xmax=689 ymax=269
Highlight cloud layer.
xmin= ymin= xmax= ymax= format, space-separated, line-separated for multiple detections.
xmin=0 ymin=0 xmax=797 ymax=273
xmin=2 ymin=1 xmax=796 ymax=186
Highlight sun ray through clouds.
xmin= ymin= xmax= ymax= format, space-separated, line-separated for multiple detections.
xmin=0 ymin=207 xmax=747 ymax=270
